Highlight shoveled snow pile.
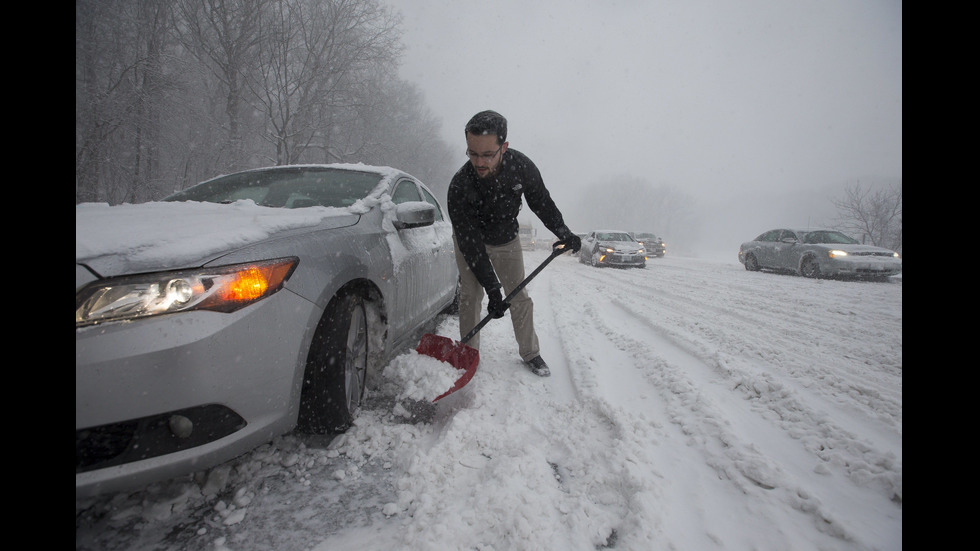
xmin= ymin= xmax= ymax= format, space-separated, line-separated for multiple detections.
xmin=381 ymin=349 xmax=463 ymax=402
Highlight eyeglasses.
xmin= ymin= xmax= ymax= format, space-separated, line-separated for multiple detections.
xmin=465 ymin=146 xmax=502 ymax=162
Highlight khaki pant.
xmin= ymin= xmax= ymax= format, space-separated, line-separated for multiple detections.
xmin=453 ymin=235 xmax=540 ymax=362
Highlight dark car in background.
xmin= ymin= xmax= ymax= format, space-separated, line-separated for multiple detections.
xmin=579 ymin=230 xmax=646 ymax=268
xmin=629 ymin=232 xmax=666 ymax=257
xmin=738 ymin=228 xmax=901 ymax=279
xmin=76 ymin=164 xmax=459 ymax=498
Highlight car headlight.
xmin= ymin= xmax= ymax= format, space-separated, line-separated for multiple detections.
xmin=76 ymin=257 xmax=299 ymax=327
xmin=828 ymin=250 xmax=848 ymax=259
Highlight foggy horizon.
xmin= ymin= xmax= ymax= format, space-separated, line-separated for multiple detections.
xmin=394 ymin=0 xmax=901 ymax=254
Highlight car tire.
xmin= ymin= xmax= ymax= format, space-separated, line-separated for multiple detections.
xmin=590 ymin=248 xmax=601 ymax=268
xmin=800 ymin=256 xmax=821 ymax=278
xmin=297 ymin=292 xmax=368 ymax=434
xmin=743 ymin=253 xmax=760 ymax=271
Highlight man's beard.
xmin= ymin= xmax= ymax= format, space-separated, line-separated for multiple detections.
xmin=475 ymin=160 xmax=501 ymax=179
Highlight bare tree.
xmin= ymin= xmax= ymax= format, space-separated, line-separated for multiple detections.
xmin=343 ymin=71 xmax=457 ymax=193
xmin=250 ymin=0 xmax=400 ymax=166
xmin=76 ymin=0 xmax=183 ymax=204
xmin=76 ymin=0 xmax=143 ymax=203
xmin=77 ymin=0 xmax=456 ymax=204
xmin=126 ymin=0 xmax=174 ymax=203
xmin=831 ymin=180 xmax=902 ymax=253
xmin=302 ymin=0 xmax=402 ymax=165
xmin=174 ymin=0 xmax=270 ymax=172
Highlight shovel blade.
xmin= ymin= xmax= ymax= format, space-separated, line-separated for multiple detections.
xmin=417 ymin=333 xmax=480 ymax=402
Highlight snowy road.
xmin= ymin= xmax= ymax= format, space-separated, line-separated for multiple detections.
xmin=76 ymin=250 xmax=902 ymax=551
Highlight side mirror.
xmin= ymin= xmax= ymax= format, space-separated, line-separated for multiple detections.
xmin=393 ymin=201 xmax=436 ymax=230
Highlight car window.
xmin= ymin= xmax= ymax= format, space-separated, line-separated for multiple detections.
xmin=165 ymin=168 xmax=382 ymax=208
xmin=417 ymin=185 xmax=445 ymax=221
xmin=391 ymin=179 xmax=422 ymax=204
xmin=802 ymin=231 xmax=859 ymax=244
xmin=757 ymin=230 xmax=781 ymax=242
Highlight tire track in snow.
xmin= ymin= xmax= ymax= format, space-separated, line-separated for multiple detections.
xmin=568 ymin=259 xmax=902 ymax=436
xmin=522 ymin=260 xmax=579 ymax=403
xmin=394 ymin=306 xmax=650 ymax=550
xmin=544 ymin=254 xmax=900 ymax=544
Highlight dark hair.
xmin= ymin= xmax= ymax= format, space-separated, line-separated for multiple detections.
xmin=464 ymin=110 xmax=507 ymax=144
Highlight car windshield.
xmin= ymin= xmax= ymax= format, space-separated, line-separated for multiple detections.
xmin=597 ymin=232 xmax=632 ymax=241
xmin=164 ymin=167 xmax=383 ymax=208
xmin=633 ymin=233 xmax=655 ymax=240
xmin=801 ymin=231 xmax=860 ymax=245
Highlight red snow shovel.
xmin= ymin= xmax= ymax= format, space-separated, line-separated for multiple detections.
xmin=419 ymin=243 xmax=571 ymax=401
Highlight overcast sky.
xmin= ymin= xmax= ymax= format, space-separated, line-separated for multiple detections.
xmin=393 ymin=0 xmax=902 ymax=251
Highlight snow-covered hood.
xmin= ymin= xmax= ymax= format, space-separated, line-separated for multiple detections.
xmin=76 ymin=200 xmax=360 ymax=278
xmin=598 ymin=240 xmax=644 ymax=253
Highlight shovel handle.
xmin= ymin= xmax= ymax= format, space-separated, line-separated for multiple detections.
xmin=460 ymin=244 xmax=570 ymax=344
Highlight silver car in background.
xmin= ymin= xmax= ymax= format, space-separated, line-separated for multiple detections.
xmin=76 ymin=164 xmax=458 ymax=498
xmin=629 ymin=232 xmax=666 ymax=257
xmin=579 ymin=230 xmax=646 ymax=268
xmin=738 ymin=228 xmax=901 ymax=279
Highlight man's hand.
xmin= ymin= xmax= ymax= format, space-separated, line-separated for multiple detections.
xmin=555 ymin=234 xmax=582 ymax=253
xmin=487 ymin=288 xmax=509 ymax=319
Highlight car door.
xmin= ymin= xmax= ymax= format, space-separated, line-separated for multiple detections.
xmin=416 ymin=182 xmax=456 ymax=308
xmin=753 ymin=230 xmax=783 ymax=268
xmin=581 ymin=232 xmax=597 ymax=259
xmin=772 ymin=230 xmax=803 ymax=271
xmin=388 ymin=178 xmax=455 ymax=325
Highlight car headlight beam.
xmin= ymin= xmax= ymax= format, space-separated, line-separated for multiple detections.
xmin=828 ymin=249 xmax=848 ymax=259
xmin=76 ymin=257 xmax=298 ymax=327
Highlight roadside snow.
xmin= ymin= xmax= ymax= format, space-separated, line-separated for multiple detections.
xmin=76 ymin=250 xmax=901 ymax=551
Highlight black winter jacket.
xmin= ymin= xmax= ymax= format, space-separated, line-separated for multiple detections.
xmin=447 ymin=148 xmax=573 ymax=292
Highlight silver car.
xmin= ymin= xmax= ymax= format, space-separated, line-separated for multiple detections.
xmin=629 ymin=232 xmax=666 ymax=257
xmin=579 ymin=230 xmax=646 ymax=268
xmin=76 ymin=164 xmax=458 ymax=498
xmin=738 ymin=228 xmax=901 ymax=278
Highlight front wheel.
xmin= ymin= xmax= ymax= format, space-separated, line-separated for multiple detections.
xmin=743 ymin=253 xmax=760 ymax=271
xmin=800 ymin=256 xmax=821 ymax=278
xmin=297 ymin=292 xmax=369 ymax=433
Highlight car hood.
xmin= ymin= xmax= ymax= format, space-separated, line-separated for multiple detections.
xmin=599 ymin=241 xmax=643 ymax=253
xmin=76 ymin=200 xmax=360 ymax=279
